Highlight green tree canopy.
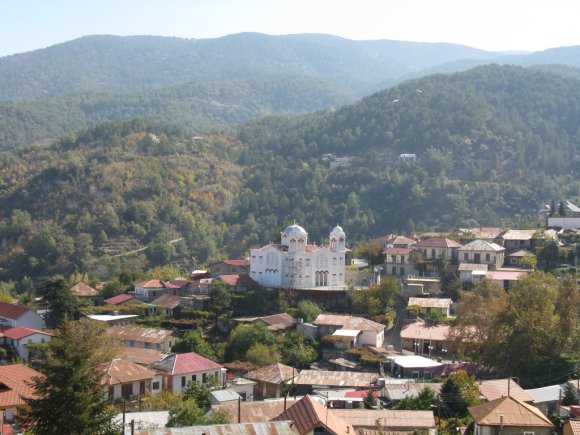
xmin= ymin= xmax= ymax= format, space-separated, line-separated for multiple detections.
xmin=19 ymin=320 xmax=121 ymax=434
xmin=225 ymin=322 xmax=276 ymax=362
xmin=295 ymin=300 xmax=322 ymax=323
xmin=40 ymin=275 xmax=81 ymax=328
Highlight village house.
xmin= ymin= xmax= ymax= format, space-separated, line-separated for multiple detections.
xmin=458 ymin=263 xmax=489 ymax=284
xmin=104 ymin=293 xmax=144 ymax=306
xmin=333 ymin=408 xmax=437 ymax=433
xmin=250 ymin=224 xmax=347 ymax=290
xmin=0 ymin=364 xmax=44 ymax=421
xmin=458 ymin=239 xmax=505 ymax=270
xmin=100 ymin=359 xmax=160 ymax=403
xmin=407 ymin=297 xmax=453 ymax=317
xmin=134 ymin=279 xmax=180 ymax=302
xmin=382 ymin=382 xmax=442 ymax=406
xmin=500 ymin=229 xmax=557 ymax=251
xmin=272 ymin=394 xmax=354 ymax=435
xmin=485 ymin=269 xmax=530 ymax=290
xmin=120 ymin=347 xmax=168 ymax=367
xmin=0 ymin=327 xmax=53 ymax=362
xmin=208 ymin=259 xmax=250 ymax=277
xmin=0 ymin=302 xmax=44 ymax=330
xmin=149 ymin=352 xmax=227 ymax=394
xmin=389 ymin=355 xmax=442 ymax=379
xmin=244 ymin=363 xmax=298 ymax=400
xmin=214 ymin=274 xmax=258 ymax=292
xmin=107 ymin=326 xmax=176 ymax=352
xmin=414 ymin=237 xmax=462 ymax=263
xmin=400 ymin=319 xmax=451 ymax=357
xmin=401 ymin=276 xmax=442 ymax=297
xmin=506 ymin=249 xmax=535 ymax=267
xmin=70 ymin=281 xmax=103 ymax=305
xmin=312 ymin=314 xmax=385 ymax=347
xmin=150 ymin=294 xmax=182 ymax=317
xmin=234 ymin=313 xmax=295 ymax=333
xmin=384 ymin=247 xmax=417 ymax=277
xmin=468 ymin=396 xmax=553 ymax=435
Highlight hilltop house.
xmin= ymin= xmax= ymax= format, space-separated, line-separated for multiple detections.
xmin=250 ymin=224 xmax=347 ymax=290
xmin=134 ymin=280 xmax=180 ymax=302
xmin=100 ymin=359 xmax=160 ymax=402
xmin=208 ymin=260 xmax=250 ymax=277
xmin=312 ymin=314 xmax=385 ymax=347
xmin=1 ymin=327 xmax=53 ymax=362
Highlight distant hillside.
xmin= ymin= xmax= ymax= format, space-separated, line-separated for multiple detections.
xmin=0 ymin=33 xmax=498 ymax=101
xmin=0 ymin=74 xmax=354 ymax=148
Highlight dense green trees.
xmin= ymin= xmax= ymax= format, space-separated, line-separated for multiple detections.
xmin=453 ymin=273 xmax=580 ymax=387
xmin=20 ymin=320 xmax=121 ymax=434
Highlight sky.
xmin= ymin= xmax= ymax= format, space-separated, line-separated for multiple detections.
xmin=1 ymin=0 xmax=580 ymax=58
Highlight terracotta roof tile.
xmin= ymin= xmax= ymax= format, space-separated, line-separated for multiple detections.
xmin=70 ymin=281 xmax=99 ymax=297
xmin=104 ymin=294 xmax=142 ymax=305
xmin=0 ymin=302 xmax=30 ymax=320
xmin=151 ymin=352 xmax=223 ymax=375
xmin=2 ymin=326 xmax=53 ymax=340
xmin=0 ymin=364 xmax=43 ymax=408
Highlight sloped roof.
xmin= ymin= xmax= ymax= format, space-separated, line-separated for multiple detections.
xmin=564 ymin=420 xmax=580 ymax=435
xmin=313 ymin=314 xmax=385 ymax=332
xmin=408 ymin=297 xmax=452 ymax=309
xmin=486 ymin=270 xmax=527 ymax=281
xmin=135 ymin=280 xmax=179 ymax=289
xmin=333 ymin=409 xmax=435 ymax=429
xmin=468 ymin=395 xmax=552 ymax=427
xmin=108 ymin=326 xmax=173 ymax=344
xmin=458 ymin=240 xmax=504 ymax=252
xmin=400 ymin=321 xmax=451 ymax=341
xmin=100 ymin=359 xmax=156 ymax=386
xmin=507 ymin=249 xmax=532 ymax=258
xmin=217 ymin=275 xmax=258 ymax=288
xmin=294 ymin=370 xmax=377 ymax=388
xmin=0 ymin=302 xmax=30 ymax=320
xmin=245 ymin=363 xmax=297 ymax=385
xmin=3 ymin=326 xmax=53 ymax=340
xmin=212 ymin=398 xmax=300 ymax=423
xmin=479 ymin=378 xmax=534 ymax=403
xmin=258 ymin=313 xmax=294 ymax=331
xmin=120 ymin=347 xmax=167 ymax=366
xmin=384 ymin=247 xmax=413 ymax=255
xmin=383 ymin=383 xmax=442 ymax=401
xmin=0 ymin=364 xmax=43 ymax=408
xmin=151 ymin=294 xmax=181 ymax=310
xmin=133 ymin=421 xmax=298 ymax=435
xmin=414 ymin=238 xmax=462 ymax=249
xmin=501 ymin=229 xmax=542 ymax=240
xmin=220 ymin=260 xmax=250 ymax=267
xmin=272 ymin=394 xmax=353 ymax=435
xmin=152 ymin=352 xmax=223 ymax=375
xmin=70 ymin=281 xmax=99 ymax=297
xmin=104 ymin=294 xmax=142 ymax=305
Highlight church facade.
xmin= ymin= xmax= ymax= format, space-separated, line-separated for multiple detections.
xmin=250 ymin=224 xmax=347 ymax=290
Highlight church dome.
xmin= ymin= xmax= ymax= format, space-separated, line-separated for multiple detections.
xmin=282 ymin=224 xmax=308 ymax=239
xmin=331 ymin=225 xmax=346 ymax=238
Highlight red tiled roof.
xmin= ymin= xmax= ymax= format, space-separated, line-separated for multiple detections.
xmin=565 ymin=420 xmax=580 ymax=435
xmin=223 ymin=259 xmax=249 ymax=267
xmin=414 ymin=237 xmax=462 ymax=249
xmin=218 ymin=275 xmax=257 ymax=288
xmin=0 ymin=302 xmax=30 ymax=320
xmin=343 ymin=390 xmax=379 ymax=399
xmin=3 ymin=327 xmax=53 ymax=340
xmin=0 ymin=364 xmax=43 ymax=408
xmin=70 ymin=281 xmax=99 ymax=297
xmin=104 ymin=294 xmax=142 ymax=305
xmin=172 ymin=352 xmax=224 ymax=375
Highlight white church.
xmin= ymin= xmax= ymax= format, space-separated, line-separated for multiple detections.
xmin=250 ymin=224 xmax=347 ymax=290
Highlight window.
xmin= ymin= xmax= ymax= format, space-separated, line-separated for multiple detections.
xmin=391 ymin=255 xmax=396 ymax=263
xmin=392 ymin=266 xmax=396 ymax=275
xmin=523 ymin=432 xmax=535 ymax=435
xmin=152 ymin=382 xmax=160 ymax=390
xmin=485 ymin=253 xmax=490 ymax=261
xmin=181 ymin=377 xmax=186 ymax=388
xmin=463 ymin=253 xmax=468 ymax=261
xmin=202 ymin=373 xmax=207 ymax=383
xmin=192 ymin=375 xmax=197 ymax=382
xmin=431 ymin=249 xmax=436 ymax=259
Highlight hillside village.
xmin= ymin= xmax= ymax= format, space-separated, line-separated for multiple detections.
xmin=0 ymin=201 xmax=577 ymax=434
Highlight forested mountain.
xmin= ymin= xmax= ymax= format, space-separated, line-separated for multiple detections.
xmin=0 ymin=33 xmax=498 ymax=101
xmin=2 ymin=34 xmax=580 ymax=149
xmin=1 ymin=65 xmax=580 ymax=282
xmin=0 ymin=74 xmax=353 ymax=148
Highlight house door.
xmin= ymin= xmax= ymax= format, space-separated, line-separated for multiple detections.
xmin=121 ymin=383 xmax=133 ymax=400
xmin=474 ymin=253 xmax=480 ymax=264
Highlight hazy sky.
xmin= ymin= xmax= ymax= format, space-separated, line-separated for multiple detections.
xmin=1 ymin=0 xmax=579 ymax=57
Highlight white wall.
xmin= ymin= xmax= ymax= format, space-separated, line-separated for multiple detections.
xmin=171 ymin=368 xmax=227 ymax=394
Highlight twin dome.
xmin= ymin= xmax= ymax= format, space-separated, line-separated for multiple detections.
xmin=280 ymin=223 xmax=345 ymax=251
